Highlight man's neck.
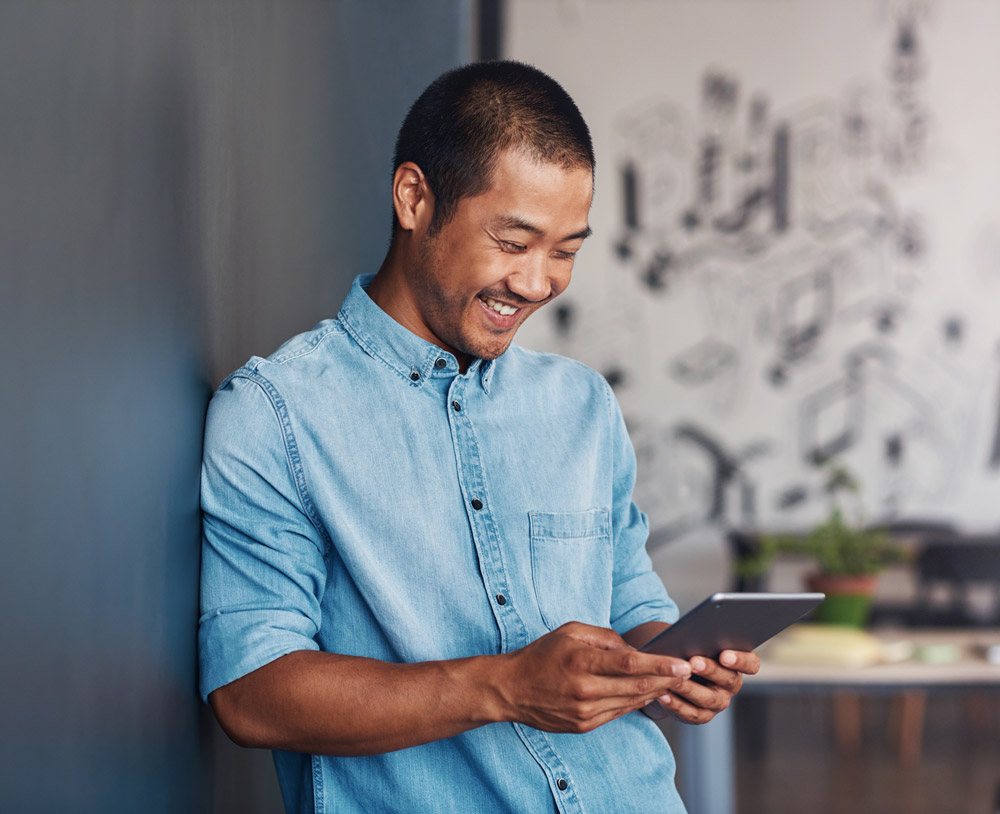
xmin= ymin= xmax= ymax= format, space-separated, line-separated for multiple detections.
xmin=366 ymin=247 xmax=474 ymax=373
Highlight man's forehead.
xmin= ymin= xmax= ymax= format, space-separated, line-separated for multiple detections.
xmin=484 ymin=149 xmax=593 ymax=197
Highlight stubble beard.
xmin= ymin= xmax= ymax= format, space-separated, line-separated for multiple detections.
xmin=410 ymin=240 xmax=519 ymax=363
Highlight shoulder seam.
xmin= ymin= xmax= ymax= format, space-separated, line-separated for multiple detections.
xmin=265 ymin=322 xmax=347 ymax=367
xmin=228 ymin=370 xmax=333 ymax=555
xmin=601 ymin=372 xmax=616 ymax=429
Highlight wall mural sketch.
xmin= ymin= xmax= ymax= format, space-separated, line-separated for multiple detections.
xmin=509 ymin=0 xmax=1000 ymax=546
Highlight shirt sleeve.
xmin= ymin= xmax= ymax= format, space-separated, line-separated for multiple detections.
xmin=198 ymin=372 xmax=328 ymax=702
xmin=604 ymin=380 xmax=680 ymax=635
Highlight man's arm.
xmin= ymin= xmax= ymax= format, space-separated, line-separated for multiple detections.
xmin=200 ymin=378 xmax=695 ymax=755
xmin=622 ymin=621 xmax=760 ymax=724
xmin=210 ymin=621 xmax=693 ymax=756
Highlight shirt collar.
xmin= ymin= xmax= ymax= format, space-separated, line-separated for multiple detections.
xmin=339 ymin=274 xmax=496 ymax=393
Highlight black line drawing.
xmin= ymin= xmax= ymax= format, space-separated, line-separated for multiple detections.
xmin=636 ymin=422 xmax=772 ymax=550
xmin=521 ymin=0 xmax=1000 ymax=536
xmin=670 ymin=338 xmax=738 ymax=387
xmin=799 ymin=377 xmax=864 ymax=465
xmin=775 ymin=266 xmax=835 ymax=365
xmin=776 ymin=485 xmax=810 ymax=511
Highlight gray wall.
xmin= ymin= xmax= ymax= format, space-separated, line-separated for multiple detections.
xmin=0 ymin=2 xmax=471 ymax=811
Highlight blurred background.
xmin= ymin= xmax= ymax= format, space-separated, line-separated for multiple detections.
xmin=1 ymin=1 xmax=997 ymax=812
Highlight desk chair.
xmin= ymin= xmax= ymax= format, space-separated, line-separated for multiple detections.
xmin=913 ymin=536 xmax=1000 ymax=627
xmin=889 ymin=536 xmax=1000 ymax=763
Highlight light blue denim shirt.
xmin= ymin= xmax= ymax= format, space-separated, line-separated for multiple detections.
xmin=199 ymin=274 xmax=685 ymax=813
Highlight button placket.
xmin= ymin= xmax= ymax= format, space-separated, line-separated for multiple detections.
xmin=512 ymin=721 xmax=584 ymax=814
xmin=446 ymin=377 xmax=527 ymax=651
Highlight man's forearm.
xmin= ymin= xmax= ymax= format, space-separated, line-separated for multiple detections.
xmin=209 ymin=623 xmax=692 ymax=756
xmin=210 ymin=649 xmax=506 ymax=756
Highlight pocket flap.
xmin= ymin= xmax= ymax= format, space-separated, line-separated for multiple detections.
xmin=529 ymin=508 xmax=610 ymax=540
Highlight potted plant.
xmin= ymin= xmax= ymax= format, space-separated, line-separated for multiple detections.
xmin=737 ymin=460 xmax=904 ymax=627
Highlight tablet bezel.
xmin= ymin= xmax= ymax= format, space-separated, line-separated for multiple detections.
xmin=638 ymin=592 xmax=826 ymax=660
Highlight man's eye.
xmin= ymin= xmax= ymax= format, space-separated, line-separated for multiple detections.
xmin=501 ymin=241 xmax=526 ymax=253
xmin=554 ymin=251 xmax=577 ymax=260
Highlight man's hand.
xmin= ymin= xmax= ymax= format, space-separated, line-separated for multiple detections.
xmin=493 ymin=622 xmax=693 ymax=734
xmin=208 ymin=622 xmax=707 ymax=757
xmin=642 ymin=649 xmax=760 ymax=724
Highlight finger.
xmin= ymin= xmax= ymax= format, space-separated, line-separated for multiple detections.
xmin=719 ymin=649 xmax=760 ymax=675
xmin=578 ymin=670 xmax=687 ymax=711
xmin=562 ymin=685 xmax=683 ymax=731
xmin=593 ymin=648 xmax=692 ymax=680
xmin=657 ymin=690 xmax=718 ymax=725
xmin=613 ymin=687 xmax=684 ymax=720
xmin=689 ymin=656 xmax=742 ymax=692
xmin=671 ymin=669 xmax=734 ymax=712
xmin=558 ymin=622 xmax=633 ymax=651
xmin=571 ymin=663 xmax=693 ymax=717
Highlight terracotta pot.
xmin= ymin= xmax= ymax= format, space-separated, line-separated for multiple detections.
xmin=806 ymin=573 xmax=879 ymax=627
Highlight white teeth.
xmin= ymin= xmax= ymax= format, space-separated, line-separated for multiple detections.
xmin=483 ymin=297 xmax=518 ymax=316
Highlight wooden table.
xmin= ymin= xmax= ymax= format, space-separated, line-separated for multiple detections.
xmin=744 ymin=627 xmax=1000 ymax=764
xmin=746 ymin=628 xmax=1000 ymax=689
xmin=680 ymin=628 xmax=1000 ymax=814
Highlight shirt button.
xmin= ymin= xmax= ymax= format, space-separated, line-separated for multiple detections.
xmin=471 ymin=498 xmax=483 ymax=510
xmin=452 ymin=401 xmax=461 ymax=412
xmin=496 ymin=593 xmax=507 ymax=606
xmin=557 ymin=778 xmax=568 ymax=791
xmin=435 ymin=358 xmax=447 ymax=369
xmin=410 ymin=370 xmax=420 ymax=381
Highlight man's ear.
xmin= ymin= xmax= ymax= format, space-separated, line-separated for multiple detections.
xmin=392 ymin=162 xmax=434 ymax=232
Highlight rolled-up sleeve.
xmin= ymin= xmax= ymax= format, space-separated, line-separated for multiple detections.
xmin=604 ymin=381 xmax=679 ymax=634
xmin=198 ymin=373 xmax=328 ymax=702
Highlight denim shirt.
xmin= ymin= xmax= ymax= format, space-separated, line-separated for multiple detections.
xmin=199 ymin=274 xmax=685 ymax=814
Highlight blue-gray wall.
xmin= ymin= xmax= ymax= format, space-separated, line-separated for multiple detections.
xmin=0 ymin=2 xmax=471 ymax=811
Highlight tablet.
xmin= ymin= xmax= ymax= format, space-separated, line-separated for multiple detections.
xmin=638 ymin=592 xmax=825 ymax=659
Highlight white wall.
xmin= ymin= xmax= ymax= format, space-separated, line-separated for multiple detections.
xmin=504 ymin=0 xmax=1000 ymax=607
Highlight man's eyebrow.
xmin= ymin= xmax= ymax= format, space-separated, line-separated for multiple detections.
xmin=491 ymin=215 xmax=592 ymax=241
xmin=491 ymin=215 xmax=544 ymax=235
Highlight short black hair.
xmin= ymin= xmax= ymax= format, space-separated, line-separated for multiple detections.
xmin=392 ymin=60 xmax=594 ymax=235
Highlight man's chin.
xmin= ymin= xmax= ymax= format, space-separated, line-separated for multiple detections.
xmin=464 ymin=336 xmax=515 ymax=363
xmin=474 ymin=346 xmax=511 ymax=362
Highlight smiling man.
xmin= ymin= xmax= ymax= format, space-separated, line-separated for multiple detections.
xmin=198 ymin=61 xmax=758 ymax=814
xmin=366 ymin=147 xmax=592 ymax=370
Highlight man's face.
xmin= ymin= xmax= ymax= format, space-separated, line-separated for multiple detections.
xmin=402 ymin=149 xmax=593 ymax=367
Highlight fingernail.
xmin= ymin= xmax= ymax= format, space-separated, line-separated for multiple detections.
xmin=660 ymin=694 xmax=672 ymax=705
xmin=672 ymin=663 xmax=691 ymax=677
xmin=721 ymin=652 xmax=736 ymax=666
xmin=691 ymin=657 xmax=705 ymax=672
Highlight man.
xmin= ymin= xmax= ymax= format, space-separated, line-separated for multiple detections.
xmin=199 ymin=60 xmax=758 ymax=813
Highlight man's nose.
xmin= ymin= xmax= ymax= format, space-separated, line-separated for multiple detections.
xmin=506 ymin=255 xmax=551 ymax=303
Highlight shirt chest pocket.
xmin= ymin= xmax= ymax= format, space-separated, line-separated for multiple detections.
xmin=529 ymin=509 xmax=613 ymax=631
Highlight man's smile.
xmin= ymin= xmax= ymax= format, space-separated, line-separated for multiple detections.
xmin=479 ymin=295 xmax=520 ymax=316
